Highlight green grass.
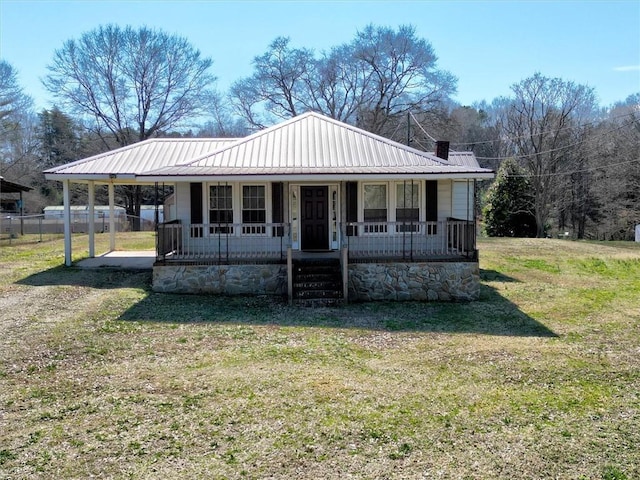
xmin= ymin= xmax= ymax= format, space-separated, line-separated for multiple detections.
xmin=0 ymin=235 xmax=639 ymax=479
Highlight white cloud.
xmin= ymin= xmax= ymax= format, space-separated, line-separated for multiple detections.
xmin=614 ymin=65 xmax=640 ymax=72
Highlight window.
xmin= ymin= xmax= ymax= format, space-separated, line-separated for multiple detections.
xmin=396 ymin=182 xmax=419 ymax=232
xmin=242 ymin=185 xmax=266 ymax=234
xmin=209 ymin=185 xmax=233 ymax=234
xmin=363 ymin=184 xmax=387 ymax=233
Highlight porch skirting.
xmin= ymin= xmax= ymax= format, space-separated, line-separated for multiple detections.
xmin=348 ymin=262 xmax=480 ymax=302
xmin=152 ymin=260 xmax=480 ymax=302
xmin=152 ymin=264 xmax=287 ymax=295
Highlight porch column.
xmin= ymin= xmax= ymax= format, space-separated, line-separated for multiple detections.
xmin=19 ymin=191 xmax=24 ymax=235
xmin=108 ymin=182 xmax=116 ymax=252
xmin=88 ymin=181 xmax=95 ymax=258
xmin=62 ymin=180 xmax=72 ymax=266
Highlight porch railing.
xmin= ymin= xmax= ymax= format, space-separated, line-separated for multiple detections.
xmin=156 ymin=219 xmax=476 ymax=264
xmin=156 ymin=222 xmax=290 ymax=263
xmin=341 ymin=219 xmax=476 ymax=261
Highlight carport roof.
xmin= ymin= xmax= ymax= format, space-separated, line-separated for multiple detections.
xmin=0 ymin=176 xmax=32 ymax=193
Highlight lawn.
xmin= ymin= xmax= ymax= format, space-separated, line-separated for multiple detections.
xmin=0 ymin=234 xmax=638 ymax=479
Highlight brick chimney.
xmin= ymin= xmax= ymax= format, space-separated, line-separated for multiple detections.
xmin=435 ymin=141 xmax=450 ymax=160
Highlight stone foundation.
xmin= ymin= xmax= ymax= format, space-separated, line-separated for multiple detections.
xmin=153 ymin=264 xmax=287 ymax=295
xmin=348 ymin=262 xmax=480 ymax=302
xmin=153 ymin=261 xmax=480 ymax=302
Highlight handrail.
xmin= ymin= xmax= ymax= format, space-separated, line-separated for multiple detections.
xmin=156 ymin=222 xmax=290 ymax=263
xmin=156 ymin=220 xmax=476 ymax=264
xmin=341 ymin=220 xmax=476 ymax=261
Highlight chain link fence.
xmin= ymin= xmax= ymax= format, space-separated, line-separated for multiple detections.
xmin=0 ymin=214 xmax=157 ymax=246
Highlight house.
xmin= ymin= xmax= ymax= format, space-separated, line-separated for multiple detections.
xmin=45 ymin=112 xmax=494 ymax=303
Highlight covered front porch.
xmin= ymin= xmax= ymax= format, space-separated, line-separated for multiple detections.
xmin=152 ymin=219 xmax=480 ymax=303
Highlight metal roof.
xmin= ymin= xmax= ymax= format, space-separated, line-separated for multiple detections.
xmin=44 ymin=138 xmax=239 ymax=180
xmin=141 ymin=112 xmax=493 ymax=179
xmin=447 ymin=151 xmax=482 ymax=169
xmin=0 ymin=176 xmax=32 ymax=193
xmin=45 ymin=113 xmax=493 ymax=182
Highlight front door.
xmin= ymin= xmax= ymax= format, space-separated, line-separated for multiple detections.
xmin=301 ymin=186 xmax=329 ymax=250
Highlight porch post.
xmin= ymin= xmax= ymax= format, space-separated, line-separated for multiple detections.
xmin=87 ymin=180 xmax=95 ymax=258
xmin=108 ymin=182 xmax=116 ymax=252
xmin=62 ymin=180 xmax=72 ymax=266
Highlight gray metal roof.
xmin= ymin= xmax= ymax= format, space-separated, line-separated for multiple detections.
xmin=44 ymin=138 xmax=239 ymax=180
xmin=141 ymin=112 xmax=493 ymax=179
xmin=447 ymin=151 xmax=482 ymax=169
xmin=45 ymin=113 xmax=493 ymax=182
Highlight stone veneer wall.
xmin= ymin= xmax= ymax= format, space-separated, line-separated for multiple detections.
xmin=153 ymin=261 xmax=479 ymax=302
xmin=348 ymin=262 xmax=480 ymax=302
xmin=153 ymin=264 xmax=287 ymax=295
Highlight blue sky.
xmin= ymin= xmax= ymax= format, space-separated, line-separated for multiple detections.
xmin=1 ymin=0 xmax=639 ymax=112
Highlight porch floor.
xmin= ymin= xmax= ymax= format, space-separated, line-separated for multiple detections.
xmin=75 ymin=251 xmax=156 ymax=269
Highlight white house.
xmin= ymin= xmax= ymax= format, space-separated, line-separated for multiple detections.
xmin=45 ymin=112 xmax=494 ymax=303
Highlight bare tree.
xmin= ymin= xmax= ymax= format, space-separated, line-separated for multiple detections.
xmin=352 ymin=24 xmax=456 ymax=135
xmin=230 ymin=37 xmax=314 ymax=129
xmin=500 ymin=73 xmax=598 ymax=237
xmin=44 ymin=25 xmax=216 ymax=145
xmin=0 ymin=61 xmax=40 ymax=198
xmin=591 ymin=94 xmax=640 ymax=239
xmin=0 ymin=60 xmax=32 ymax=124
xmin=230 ymin=25 xmax=456 ymax=134
xmin=43 ymin=25 xmax=217 ymax=225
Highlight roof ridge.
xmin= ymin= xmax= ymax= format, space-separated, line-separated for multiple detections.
xmin=179 ymin=111 xmax=455 ymax=167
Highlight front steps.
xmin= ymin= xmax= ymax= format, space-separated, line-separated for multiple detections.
xmin=292 ymin=258 xmax=344 ymax=306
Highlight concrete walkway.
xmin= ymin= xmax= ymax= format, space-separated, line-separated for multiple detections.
xmin=75 ymin=251 xmax=156 ymax=269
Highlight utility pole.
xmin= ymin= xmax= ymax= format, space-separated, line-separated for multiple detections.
xmin=407 ymin=111 xmax=411 ymax=146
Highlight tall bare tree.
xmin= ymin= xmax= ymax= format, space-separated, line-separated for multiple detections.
xmin=230 ymin=25 xmax=456 ymax=135
xmin=500 ymin=73 xmax=597 ymax=237
xmin=0 ymin=60 xmax=41 ymax=208
xmin=43 ymin=25 xmax=217 ymax=224
xmin=352 ymin=24 xmax=456 ymax=135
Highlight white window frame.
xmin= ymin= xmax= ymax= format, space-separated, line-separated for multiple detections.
xmin=394 ymin=181 xmax=421 ymax=233
xmin=241 ymin=183 xmax=270 ymax=236
xmin=208 ymin=183 xmax=234 ymax=235
xmin=360 ymin=182 xmax=389 ymax=234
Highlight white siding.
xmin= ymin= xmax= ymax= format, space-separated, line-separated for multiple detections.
xmin=452 ymin=180 xmax=474 ymax=220
xmin=438 ymin=180 xmax=452 ymax=219
xmin=175 ymin=183 xmax=192 ymax=223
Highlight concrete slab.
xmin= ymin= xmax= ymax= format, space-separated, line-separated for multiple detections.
xmin=75 ymin=251 xmax=156 ymax=269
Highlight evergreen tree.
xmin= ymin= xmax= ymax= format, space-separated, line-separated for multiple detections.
xmin=483 ymin=158 xmax=537 ymax=237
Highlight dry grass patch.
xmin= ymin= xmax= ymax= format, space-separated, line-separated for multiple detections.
xmin=0 ymin=236 xmax=639 ymax=479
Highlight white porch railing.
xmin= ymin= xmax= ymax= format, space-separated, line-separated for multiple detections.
xmin=157 ymin=222 xmax=290 ymax=263
xmin=341 ymin=220 xmax=476 ymax=261
xmin=156 ymin=220 xmax=476 ymax=264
